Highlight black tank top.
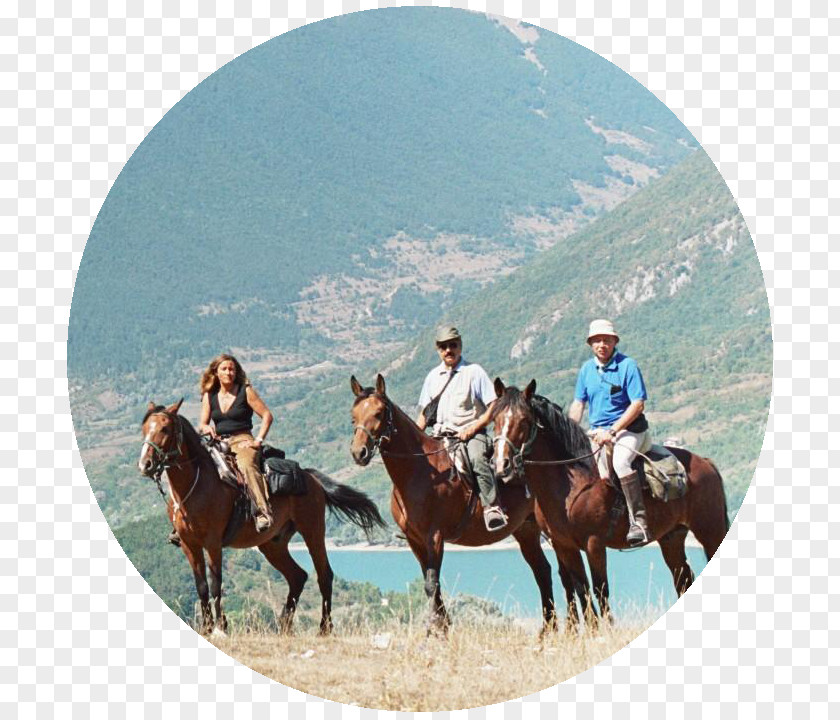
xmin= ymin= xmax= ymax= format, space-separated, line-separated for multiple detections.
xmin=210 ymin=383 xmax=253 ymax=436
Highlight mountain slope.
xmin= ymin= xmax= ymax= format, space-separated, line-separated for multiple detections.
xmin=372 ymin=150 xmax=770 ymax=506
xmin=68 ymin=7 xmax=696 ymax=384
xmin=76 ymin=151 xmax=768 ymax=531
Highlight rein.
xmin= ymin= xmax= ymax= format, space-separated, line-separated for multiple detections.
xmin=169 ymin=464 xmax=201 ymax=516
xmin=498 ymin=417 xmax=601 ymax=471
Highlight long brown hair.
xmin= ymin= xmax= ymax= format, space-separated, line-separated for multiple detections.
xmin=199 ymin=354 xmax=249 ymax=395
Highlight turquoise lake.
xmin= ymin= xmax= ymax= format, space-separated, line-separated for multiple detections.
xmin=290 ymin=544 xmax=709 ymax=620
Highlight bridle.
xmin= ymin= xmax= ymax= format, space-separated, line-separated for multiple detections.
xmin=142 ymin=411 xmax=187 ymax=479
xmin=141 ymin=411 xmax=204 ymax=516
xmin=493 ymin=419 xmax=539 ymax=477
xmin=496 ymin=407 xmax=601 ymax=480
xmin=353 ymin=394 xmax=395 ymax=459
xmin=353 ymin=394 xmax=449 ymax=460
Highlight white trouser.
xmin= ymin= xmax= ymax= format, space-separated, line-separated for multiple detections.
xmin=589 ymin=428 xmax=650 ymax=479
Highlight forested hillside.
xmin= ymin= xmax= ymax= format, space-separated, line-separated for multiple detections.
xmin=77 ymin=150 xmax=769 ymax=538
xmin=68 ymin=8 xmax=694 ymax=388
xmin=69 ymin=9 xmax=769 ymax=555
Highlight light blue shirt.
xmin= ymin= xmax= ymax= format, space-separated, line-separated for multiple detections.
xmin=419 ymin=359 xmax=495 ymax=432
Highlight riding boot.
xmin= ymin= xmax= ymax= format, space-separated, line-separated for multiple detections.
xmin=619 ymin=472 xmax=650 ymax=546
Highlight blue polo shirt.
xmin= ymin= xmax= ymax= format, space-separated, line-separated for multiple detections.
xmin=574 ymin=351 xmax=648 ymax=428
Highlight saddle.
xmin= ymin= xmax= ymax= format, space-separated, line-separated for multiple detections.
xmin=604 ymin=437 xmax=688 ymax=502
xmin=203 ymin=438 xmax=307 ymax=547
xmin=438 ymin=433 xmax=480 ymax=492
xmin=436 ymin=433 xmax=482 ymax=541
xmin=203 ymin=438 xmax=306 ymax=497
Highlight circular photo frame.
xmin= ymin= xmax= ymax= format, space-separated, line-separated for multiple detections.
xmin=68 ymin=7 xmax=771 ymax=712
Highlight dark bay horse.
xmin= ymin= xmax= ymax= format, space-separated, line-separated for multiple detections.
xmin=350 ymin=374 xmax=593 ymax=634
xmin=139 ymin=399 xmax=385 ymax=635
xmin=491 ymin=379 xmax=730 ymax=622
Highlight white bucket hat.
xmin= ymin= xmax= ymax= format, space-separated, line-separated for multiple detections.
xmin=586 ymin=319 xmax=619 ymax=343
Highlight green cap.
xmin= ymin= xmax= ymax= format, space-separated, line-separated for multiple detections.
xmin=435 ymin=325 xmax=461 ymax=344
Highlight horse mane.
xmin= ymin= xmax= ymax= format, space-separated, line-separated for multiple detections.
xmin=492 ymin=387 xmax=595 ymax=474
xmin=532 ymin=395 xmax=595 ymax=474
xmin=142 ymin=404 xmax=166 ymax=424
xmin=351 ymin=386 xmax=377 ymax=407
xmin=175 ymin=413 xmax=218 ymax=478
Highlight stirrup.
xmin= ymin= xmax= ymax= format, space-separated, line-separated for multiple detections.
xmin=255 ymin=513 xmax=273 ymax=532
xmin=626 ymin=523 xmax=649 ymax=546
xmin=483 ymin=506 xmax=508 ymax=532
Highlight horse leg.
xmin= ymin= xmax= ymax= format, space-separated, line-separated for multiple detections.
xmin=585 ymin=537 xmax=612 ymax=624
xmin=206 ymin=545 xmax=227 ymax=634
xmin=409 ymin=532 xmax=448 ymax=635
xmin=258 ymin=523 xmax=308 ymax=633
xmin=512 ymin=522 xmax=557 ymax=637
xmin=552 ymin=544 xmax=594 ymax=632
xmin=689 ymin=498 xmax=729 ymax=562
xmin=297 ymin=515 xmax=335 ymax=636
xmin=658 ymin=526 xmax=694 ymax=596
xmin=180 ymin=542 xmax=213 ymax=634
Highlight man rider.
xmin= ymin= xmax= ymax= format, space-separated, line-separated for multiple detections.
xmin=568 ymin=319 xmax=651 ymax=545
xmin=416 ymin=326 xmax=507 ymax=531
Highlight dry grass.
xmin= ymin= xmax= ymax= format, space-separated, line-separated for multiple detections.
xmin=208 ymin=617 xmax=647 ymax=711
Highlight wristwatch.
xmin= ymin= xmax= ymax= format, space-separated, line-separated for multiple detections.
xmin=608 ymin=428 xmax=617 ymax=437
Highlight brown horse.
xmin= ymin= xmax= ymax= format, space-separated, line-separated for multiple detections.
xmin=350 ymin=374 xmax=595 ymax=634
xmin=491 ymin=379 xmax=730 ymax=622
xmin=139 ymin=399 xmax=385 ymax=635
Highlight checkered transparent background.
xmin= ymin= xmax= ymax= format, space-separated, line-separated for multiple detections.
xmin=4 ymin=0 xmax=835 ymax=715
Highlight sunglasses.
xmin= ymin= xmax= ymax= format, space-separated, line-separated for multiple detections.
xmin=437 ymin=341 xmax=460 ymax=351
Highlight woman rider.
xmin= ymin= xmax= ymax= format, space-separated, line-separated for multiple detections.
xmin=198 ymin=353 xmax=275 ymax=532
xmin=568 ymin=319 xmax=651 ymax=546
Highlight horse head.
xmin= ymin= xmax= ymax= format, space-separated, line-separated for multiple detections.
xmin=139 ymin=398 xmax=184 ymax=477
xmin=491 ymin=378 xmax=538 ymax=483
xmin=349 ymin=374 xmax=393 ymax=466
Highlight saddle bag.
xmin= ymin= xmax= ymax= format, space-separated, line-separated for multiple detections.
xmin=635 ymin=444 xmax=688 ymax=501
xmin=262 ymin=446 xmax=307 ymax=496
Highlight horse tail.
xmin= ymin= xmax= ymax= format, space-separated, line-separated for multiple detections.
xmin=306 ymin=469 xmax=386 ymax=537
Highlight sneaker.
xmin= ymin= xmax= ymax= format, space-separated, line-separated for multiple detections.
xmin=167 ymin=530 xmax=181 ymax=547
xmin=626 ymin=523 xmax=649 ymax=546
xmin=255 ymin=513 xmax=273 ymax=533
xmin=483 ymin=506 xmax=508 ymax=532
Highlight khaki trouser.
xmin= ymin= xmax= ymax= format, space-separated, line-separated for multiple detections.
xmin=228 ymin=433 xmax=272 ymax=517
xmin=589 ymin=428 xmax=650 ymax=479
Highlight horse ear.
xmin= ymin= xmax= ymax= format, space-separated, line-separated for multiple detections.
xmin=166 ymin=398 xmax=184 ymax=415
xmin=494 ymin=377 xmax=506 ymax=398
xmin=350 ymin=375 xmax=364 ymax=397
xmin=375 ymin=374 xmax=386 ymax=396
xmin=524 ymin=379 xmax=537 ymax=400
xmin=147 ymin=402 xmax=156 ymax=413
